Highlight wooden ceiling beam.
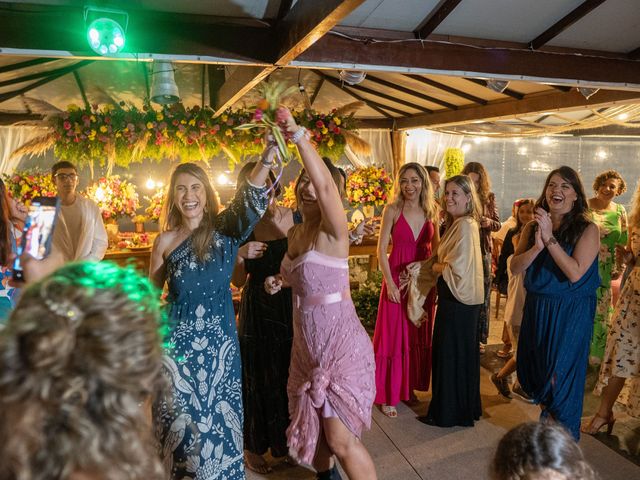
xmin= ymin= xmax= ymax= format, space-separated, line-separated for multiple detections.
xmin=365 ymin=74 xmax=458 ymax=110
xmin=0 ymin=60 xmax=93 ymax=104
xmin=395 ymin=89 xmax=640 ymax=129
xmin=214 ymin=0 xmax=365 ymax=116
xmin=296 ymin=33 xmax=640 ymax=87
xmin=465 ymin=78 xmax=525 ymax=100
xmin=0 ymin=112 xmax=45 ymax=125
xmin=414 ymin=0 xmax=463 ymax=39
xmin=629 ymin=46 xmax=640 ymax=60
xmin=0 ymin=58 xmax=59 ymax=74
xmin=330 ymin=78 xmax=433 ymax=114
xmin=529 ymin=0 xmax=608 ymax=50
xmin=403 ymin=74 xmax=487 ymax=105
xmin=313 ymin=70 xmax=395 ymax=118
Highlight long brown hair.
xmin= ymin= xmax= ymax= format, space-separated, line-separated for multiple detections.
xmin=0 ymin=179 xmax=13 ymax=267
xmin=461 ymin=161 xmax=492 ymax=206
xmin=162 ymin=163 xmax=220 ymax=262
xmin=0 ymin=262 xmax=166 ymax=480
xmin=391 ymin=162 xmax=438 ymax=223
xmin=533 ymin=166 xmax=592 ymax=247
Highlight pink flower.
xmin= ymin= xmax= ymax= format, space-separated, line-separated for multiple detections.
xmin=253 ymin=108 xmax=263 ymax=121
xmin=63 ymin=121 xmax=71 ymax=130
xmin=316 ymin=120 xmax=324 ymax=128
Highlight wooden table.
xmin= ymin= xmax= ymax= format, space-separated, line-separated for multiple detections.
xmin=104 ymin=248 xmax=151 ymax=274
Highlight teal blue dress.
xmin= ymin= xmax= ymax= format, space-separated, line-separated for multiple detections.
xmin=517 ymin=241 xmax=599 ymax=440
xmin=154 ymin=182 xmax=268 ymax=480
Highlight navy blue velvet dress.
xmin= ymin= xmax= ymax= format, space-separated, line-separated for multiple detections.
xmin=154 ymin=182 xmax=268 ymax=480
xmin=517 ymin=242 xmax=599 ymax=439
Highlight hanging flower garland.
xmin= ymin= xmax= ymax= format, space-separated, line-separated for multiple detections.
xmin=84 ymin=175 xmax=140 ymax=222
xmin=2 ymin=168 xmax=57 ymax=203
xmin=443 ymin=147 xmax=465 ymax=179
xmin=11 ymin=101 xmax=363 ymax=169
xmin=346 ymin=166 xmax=392 ymax=208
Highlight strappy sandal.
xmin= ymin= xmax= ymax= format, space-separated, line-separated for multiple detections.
xmin=381 ymin=404 xmax=398 ymax=418
xmin=581 ymin=413 xmax=616 ymax=435
xmin=244 ymin=451 xmax=272 ymax=474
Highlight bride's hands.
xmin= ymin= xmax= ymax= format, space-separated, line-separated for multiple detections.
xmin=276 ymin=107 xmax=300 ymax=139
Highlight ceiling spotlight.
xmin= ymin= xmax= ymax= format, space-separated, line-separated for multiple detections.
xmin=578 ymin=87 xmax=599 ymax=99
xmin=617 ymin=113 xmax=629 ymax=120
xmin=486 ymin=79 xmax=509 ymax=93
xmin=339 ymin=70 xmax=367 ymax=85
xmin=84 ymin=7 xmax=128 ymax=56
xmin=151 ymin=61 xmax=180 ymax=105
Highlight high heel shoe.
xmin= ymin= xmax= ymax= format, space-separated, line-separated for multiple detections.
xmin=580 ymin=413 xmax=615 ymax=435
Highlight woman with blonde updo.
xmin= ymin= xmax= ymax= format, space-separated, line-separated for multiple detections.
xmin=0 ymin=261 xmax=166 ymax=480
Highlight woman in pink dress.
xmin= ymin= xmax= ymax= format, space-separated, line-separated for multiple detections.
xmin=265 ymin=107 xmax=376 ymax=480
xmin=373 ymin=162 xmax=439 ymax=417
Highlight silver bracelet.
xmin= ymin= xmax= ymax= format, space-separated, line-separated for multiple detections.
xmin=290 ymin=127 xmax=307 ymax=144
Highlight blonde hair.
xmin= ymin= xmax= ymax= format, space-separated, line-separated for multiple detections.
xmin=162 ymin=163 xmax=221 ymax=262
xmin=441 ymin=174 xmax=482 ymax=228
xmin=392 ymin=162 xmax=438 ymax=223
xmin=0 ymin=262 xmax=166 ymax=480
xmin=628 ymin=181 xmax=640 ymax=229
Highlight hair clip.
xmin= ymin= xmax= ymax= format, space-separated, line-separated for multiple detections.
xmin=39 ymin=278 xmax=83 ymax=324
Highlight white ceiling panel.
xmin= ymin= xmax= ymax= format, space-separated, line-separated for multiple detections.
xmin=434 ymin=0 xmax=585 ymax=43
xmin=547 ymin=0 xmax=640 ymax=52
xmin=341 ymin=0 xmax=440 ymax=31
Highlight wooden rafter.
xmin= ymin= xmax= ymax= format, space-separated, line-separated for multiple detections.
xmin=395 ymin=89 xmax=640 ymax=129
xmin=0 ymin=60 xmax=93 ymax=104
xmin=414 ymin=0 xmax=463 ymax=39
xmin=0 ymin=61 xmax=82 ymax=88
xmin=403 ymin=75 xmax=487 ymax=105
xmin=72 ymin=70 xmax=89 ymax=109
xmin=365 ymin=74 xmax=457 ymax=110
xmin=0 ymin=58 xmax=58 ymax=75
xmin=629 ymin=46 xmax=640 ymax=60
xmin=310 ymin=77 xmax=324 ymax=106
xmin=529 ymin=0 xmax=608 ymax=50
xmin=330 ymin=78 xmax=433 ymax=114
xmin=465 ymin=79 xmax=524 ymax=100
xmin=313 ymin=70 xmax=395 ymax=118
xmin=297 ymin=33 xmax=640 ymax=87
xmin=214 ymin=0 xmax=365 ymax=116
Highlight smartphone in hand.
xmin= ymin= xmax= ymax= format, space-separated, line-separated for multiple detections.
xmin=13 ymin=196 xmax=60 ymax=281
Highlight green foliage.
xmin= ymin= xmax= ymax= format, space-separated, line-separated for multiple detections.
xmin=443 ymin=147 xmax=465 ymax=178
xmin=351 ymin=270 xmax=382 ymax=331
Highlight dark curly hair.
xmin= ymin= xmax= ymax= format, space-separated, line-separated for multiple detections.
xmin=491 ymin=422 xmax=599 ymax=480
xmin=0 ymin=262 xmax=167 ymax=480
xmin=592 ymin=170 xmax=626 ymax=196
xmin=532 ymin=166 xmax=592 ymax=248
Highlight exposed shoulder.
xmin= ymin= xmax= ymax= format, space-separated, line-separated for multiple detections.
xmin=153 ymin=230 xmax=179 ymax=256
xmin=382 ymin=203 xmax=399 ymax=220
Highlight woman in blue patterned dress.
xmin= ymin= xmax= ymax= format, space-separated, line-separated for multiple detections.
xmin=511 ymin=166 xmax=600 ymax=440
xmin=150 ymin=157 xmax=271 ymax=480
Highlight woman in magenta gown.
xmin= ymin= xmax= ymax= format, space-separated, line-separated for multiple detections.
xmin=373 ymin=162 xmax=439 ymax=417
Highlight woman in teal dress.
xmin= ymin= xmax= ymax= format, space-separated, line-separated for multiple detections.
xmin=150 ymin=159 xmax=271 ymax=480
xmin=512 ymin=166 xmax=600 ymax=440
xmin=587 ymin=170 xmax=628 ymax=365
xmin=0 ymin=179 xmax=17 ymax=323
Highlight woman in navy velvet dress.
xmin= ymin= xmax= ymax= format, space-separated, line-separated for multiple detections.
xmin=511 ymin=166 xmax=600 ymax=440
xmin=150 ymin=159 xmax=270 ymax=480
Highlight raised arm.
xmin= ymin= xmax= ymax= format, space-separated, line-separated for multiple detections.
xmin=277 ymin=107 xmax=348 ymax=243
xmin=149 ymin=233 xmax=169 ymax=289
xmin=377 ymin=204 xmax=400 ymax=303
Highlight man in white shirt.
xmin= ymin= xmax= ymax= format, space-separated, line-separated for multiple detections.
xmin=51 ymin=161 xmax=108 ymax=261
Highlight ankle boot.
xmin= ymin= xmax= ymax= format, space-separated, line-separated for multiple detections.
xmin=316 ymin=465 xmax=343 ymax=480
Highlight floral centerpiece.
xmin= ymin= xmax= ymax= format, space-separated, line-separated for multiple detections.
xmin=443 ymin=147 xmax=465 ymax=178
xmin=346 ymin=166 xmax=392 ymax=213
xmin=84 ymin=175 xmax=139 ymax=222
xmin=2 ymin=168 xmax=56 ymax=203
xmin=117 ymin=232 xmax=151 ymax=249
xmin=144 ymin=188 xmax=165 ymax=222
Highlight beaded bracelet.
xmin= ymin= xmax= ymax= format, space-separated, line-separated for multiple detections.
xmin=290 ymin=126 xmax=308 ymax=144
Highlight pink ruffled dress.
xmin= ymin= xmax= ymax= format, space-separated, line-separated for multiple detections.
xmin=281 ymin=250 xmax=375 ymax=465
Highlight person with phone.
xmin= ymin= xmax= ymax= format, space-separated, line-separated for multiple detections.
xmin=50 ymin=161 xmax=108 ymax=262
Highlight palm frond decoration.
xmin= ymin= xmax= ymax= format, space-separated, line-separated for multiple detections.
xmin=343 ymin=129 xmax=372 ymax=156
xmin=22 ymin=96 xmax=63 ymax=115
xmin=334 ymin=101 xmax=365 ymax=117
xmin=9 ymin=132 xmax=56 ymax=160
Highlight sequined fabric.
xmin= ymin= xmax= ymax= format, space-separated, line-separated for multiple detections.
xmin=281 ymin=250 xmax=375 ymax=465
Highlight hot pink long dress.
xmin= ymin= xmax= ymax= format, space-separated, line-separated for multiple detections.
xmin=281 ymin=250 xmax=375 ymax=465
xmin=373 ymin=212 xmax=435 ymax=406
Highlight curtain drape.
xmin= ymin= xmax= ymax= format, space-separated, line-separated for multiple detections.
xmin=404 ymin=129 xmax=464 ymax=171
xmin=344 ymin=129 xmax=393 ymax=171
xmin=0 ymin=126 xmax=46 ymax=175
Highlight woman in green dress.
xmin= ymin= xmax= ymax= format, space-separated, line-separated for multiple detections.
xmin=588 ymin=170 xmax=628 ymax=365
